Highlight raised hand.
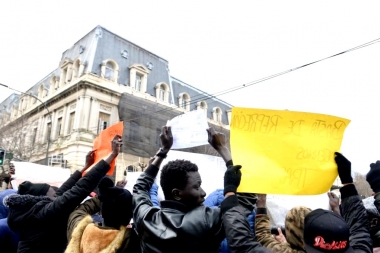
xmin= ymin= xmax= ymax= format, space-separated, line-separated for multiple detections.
xmin=207 ymin=128 xmax=227 ymax=151
xmin=224 ymin=165 xmax=242 ymax=195
xmin=327 ymin=191 xmax=340 ymax=214
xmin=160 ymin=126 xmax=173 ymax=152
xmin=111 ymin=134 xmax=123 ymax=156
xmin=84 ymin=150 xmax=96 ymax=169
xmin=334 ymin=152 xmax=353 ymax=184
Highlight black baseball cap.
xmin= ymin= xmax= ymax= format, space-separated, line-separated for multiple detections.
xmin=304 ymin=209 xmax=354 ymax=253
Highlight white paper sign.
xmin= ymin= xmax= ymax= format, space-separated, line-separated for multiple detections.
xmin=12 ymin=162 xmax=71 ymax=188
xmin=167 ymin=110 xmax=209 ymax=149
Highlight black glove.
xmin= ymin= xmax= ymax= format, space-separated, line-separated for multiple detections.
xmin=334 ymin=152 xmax=353 ymax=184
xmin=366 ymin=161 xmax=380 ymax=193
xmin=224 ymin=165 xmax=242 ymax=195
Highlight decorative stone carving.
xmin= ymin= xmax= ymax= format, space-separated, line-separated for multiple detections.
xmin=146 ymin=62 xmax=153 ymax=70
xmin=79 ymin=45 xmax=85 ymax=54
xmin=121 ymin=50 xmax=129 ymax=59
xmin=100 ymin=104 xmax=112 ymax=112
xmin=58 ymin=110 xmax=63 ymax=116
xmin=69 ymin=103 xmax=76 ymax=111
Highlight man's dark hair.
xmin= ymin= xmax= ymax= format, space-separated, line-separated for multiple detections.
xmin=160 ymin=159 xmax=198 ymax=199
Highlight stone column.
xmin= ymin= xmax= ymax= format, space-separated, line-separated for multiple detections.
xmin=74 ymin=96 xmax=84 ymax=130
xmin=89 ymin=98 xmax=99 ymax=134
xmin=81 ymin=96 xmax=91 ymax=130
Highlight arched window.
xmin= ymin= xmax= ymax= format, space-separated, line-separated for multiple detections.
xmin=212 ymin=107 xmax=223 ymax=123
xmin=178 ymin=92 xmax=191 ymax=111
xmin=197 ymin=101 xmax=208 ymax=116
xmin=101 ymin=59 xmax=119 ymax=82
xmin=155 ymin=82 xmax=170 ymax=102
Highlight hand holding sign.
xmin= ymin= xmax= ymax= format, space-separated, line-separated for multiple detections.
xmin=84 ymin=122 xmax=124 ymax=176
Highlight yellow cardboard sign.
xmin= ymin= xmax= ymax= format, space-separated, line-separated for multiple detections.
xmin=231 ymin=107 xmax=350 ymax=195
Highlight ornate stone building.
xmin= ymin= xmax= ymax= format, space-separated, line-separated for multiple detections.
xmin=0 ymin=26 xmax=232 ymax=180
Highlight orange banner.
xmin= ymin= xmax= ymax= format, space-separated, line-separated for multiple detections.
xmin=84 ymin=121 xmax=124 ymax=176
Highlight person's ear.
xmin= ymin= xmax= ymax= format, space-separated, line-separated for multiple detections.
xmin=172 ymin=189 xmax=181 ymax=201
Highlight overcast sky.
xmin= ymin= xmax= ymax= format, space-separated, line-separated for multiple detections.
xmin=0 ymin=0 xmax=379 ymax=174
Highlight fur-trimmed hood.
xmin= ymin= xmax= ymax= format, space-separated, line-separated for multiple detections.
xmin=65 ymin=215 xmax=127 ymax=253
xmin=5 ymin=194 xmax=52 ymax=232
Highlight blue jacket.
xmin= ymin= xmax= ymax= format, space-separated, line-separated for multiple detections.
xmin=149 ymin=182 xmax=160 ymax=207
xmin=0 ymin=189 xmax=17 ymax=219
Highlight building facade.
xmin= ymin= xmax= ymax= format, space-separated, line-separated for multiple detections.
xmin=0 ymin=26 xmax=232 ymax=180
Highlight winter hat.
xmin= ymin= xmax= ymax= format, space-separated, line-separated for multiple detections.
xmin=285 ymin=206 xmax=312 ymax=250
xmin=18 ymin=181 xmax=50 ymax=196
xmin=98 ymin=177 xmax=133 ymax=227
xmin=366 ymin=161 xmax=380 ymax=193
xmin=304 ymin=209 xmax=354 ymax=253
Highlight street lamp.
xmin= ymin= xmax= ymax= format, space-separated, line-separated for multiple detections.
xmin=0 ymin=83 xmax=51 ymax=165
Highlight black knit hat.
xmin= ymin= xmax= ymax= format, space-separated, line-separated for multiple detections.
xmin=18 ymin=181 xmax=50 ymax=196
xmin=304 ymin=209 xmax=354 ymax=253
xmin=98 ymin=177 xmax=133 ymax=227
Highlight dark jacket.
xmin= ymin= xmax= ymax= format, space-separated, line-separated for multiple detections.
xmin=5 ymin=160 xmax=111 ymax=253
xmin=133 ymin=164 xmax=225 ymax=253
xmin=205 ymin=189 xmax=257 ymax=253
xmin=221 ymin=195 xmax=272 ymax=253
xmin=0 ymin=218 xmax=19 ymax=253
xmin=340 ymin=184 xmax=372 ymax=253
xmin=66 ymin=197 xmax=140 ymax=253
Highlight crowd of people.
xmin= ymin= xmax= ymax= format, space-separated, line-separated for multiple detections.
xmin=0 ymin=126 xmax=380 ymax=253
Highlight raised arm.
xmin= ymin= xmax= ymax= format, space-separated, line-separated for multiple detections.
xmin=221 ymin=165 xmax=271 ymax=253
xmin=39 ymin=135 xmax=123 ymax=219
xmin=207 ymin=128 xmax=232 ymax=163
xmin=335 ymin=152 xmax=372 ymax=253
xmin=133 ymin=126 xmax=173 ymax=228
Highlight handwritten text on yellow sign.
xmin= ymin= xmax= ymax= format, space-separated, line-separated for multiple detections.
xmin=231 ymin=108 xmax=350 ymax=195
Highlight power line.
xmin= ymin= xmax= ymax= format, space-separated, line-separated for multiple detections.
xmin=1 ymin=37 xmax=380 ymax=124
xmin=121 ymin=37 xmax=380 ymax=123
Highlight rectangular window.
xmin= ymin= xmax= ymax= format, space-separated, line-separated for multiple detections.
xmin=98 ymin=112 xmax=110 ymax=134
xmin=46 ymin=122 xmax=52 ymax=141
xmin=68 ymin=112 xmax=75 ymax=133
xmin=135 ymin=74 xmax=142 ymax=91
xmin=56 ymin=117 xmax=62 ymax=137
xmin=32 ymin=128 xmax=37 ymax=145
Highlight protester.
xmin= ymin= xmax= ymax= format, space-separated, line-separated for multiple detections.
xmin=65 ymin=176 xmax=140 ymax=253
xmin=303 ymin=152 xmax=372 ymax=253
xmin=255 ymin=193 xmax=311 ymax=253
xmin=5 ymin=136 xmax=123 ymax=253
xmin=133 ymin=127 xmax=236 ymax=253
xmin=366 ymin=160 xmax=380 ymax=249
xmin=217 ymin=146 xmax=271 ymax=252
